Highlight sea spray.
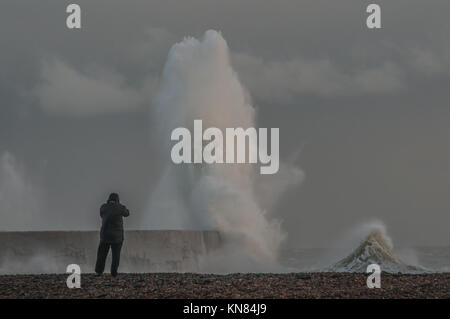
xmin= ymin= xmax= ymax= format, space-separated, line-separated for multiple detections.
xmin=0 ymin=152 xmax=43 ymax=231
xmin=327 ymin=220 xmax=427 ymax=273
xmin=145 ymin=30 xmax=303 ymax=272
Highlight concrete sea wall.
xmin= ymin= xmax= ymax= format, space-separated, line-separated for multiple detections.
xmin=0 ymin=230 xmax=222 ymax=274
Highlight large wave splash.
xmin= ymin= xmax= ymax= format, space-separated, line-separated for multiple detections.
xmin=145 ymin=30 xmax=303 ymax=272
xmin=330 ymin=222 xmax=426 ymax=273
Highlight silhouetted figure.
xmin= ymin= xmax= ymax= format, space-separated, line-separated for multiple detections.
xmin=95 ymin=193 xmax=129 ymax=277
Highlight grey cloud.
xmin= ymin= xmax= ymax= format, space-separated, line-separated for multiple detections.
xmin=408 ymin=45 xmax=450 ymax=76
xmin=131 ymin=27 xmax=179 ymax=69
xmin=33 ymin=58 xmax=151 ymax=116
xmin=353 ymin=62 xmax=404 ymax=94
xmin=232 ymin=53 xmax=405 ymax=103
xmin=1 ymin=0 xmax=450 ymax=248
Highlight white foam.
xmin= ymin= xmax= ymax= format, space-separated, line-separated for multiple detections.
xmin=144 ymin=30 xmax=302 ymax=272
xmin=329 ymin=222 xmax=428 ymax=273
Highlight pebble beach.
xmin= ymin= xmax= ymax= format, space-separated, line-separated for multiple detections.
xmin=1 ymin=273 xmax=449 ymax=299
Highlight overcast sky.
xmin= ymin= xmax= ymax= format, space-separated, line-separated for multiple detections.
xmin=1 ymin=0 xmax=450 ymax=248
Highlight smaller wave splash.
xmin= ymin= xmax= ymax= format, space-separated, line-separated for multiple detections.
xmin=330 ymin=228 xmax=426 ymax=273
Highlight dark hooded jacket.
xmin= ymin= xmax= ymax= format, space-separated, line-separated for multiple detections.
xmin=100 ymin=195 xmax=130 ymax=243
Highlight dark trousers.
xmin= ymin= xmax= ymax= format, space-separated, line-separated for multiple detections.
xmin=95 ymin=241 xmax=123 ymax=276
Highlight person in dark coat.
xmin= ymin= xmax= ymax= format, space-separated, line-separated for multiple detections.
xmin=95 ymin=193 xmax=129 ymax=277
